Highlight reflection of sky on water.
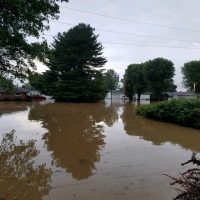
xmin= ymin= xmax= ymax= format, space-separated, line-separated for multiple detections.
xmin=0 ymin=111 xmax=45 ymax=143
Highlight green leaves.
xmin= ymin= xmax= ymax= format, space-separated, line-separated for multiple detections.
xmin=0 ymin=0 xmax=68 ymax=77
xmin=0 ymin=75 xmax=14 ymax=93
xmin=182 ymin=61 xmax=200 ymax=93
xmin=124 ymin=63 xmax=147 ymax=101
xmin=137 ymin=99 xmax=200 ymax=129
xmin=124 ymin=58 xmax=176 ymax=101
xmin=145 ymin=58 xmax=175 ymax=99
xmin=104 ymin=69 xmax=119 ymax=91
xmin=33 ymin=23 xmax=107 ymax=102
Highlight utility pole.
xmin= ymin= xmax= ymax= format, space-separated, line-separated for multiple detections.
xmin=194 ymin=83 xmax=196 ymax=99
xmin=110 ymin=74 xmax=113 ymax=103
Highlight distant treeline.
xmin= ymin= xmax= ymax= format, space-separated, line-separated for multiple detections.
xmin=1 ymin=1 xmax=200 ymax=103
xmin=123 ymin=59 xmax=200 ymax=101
xmin=1 ymin=18 xmax=200 ymax=102
xmin=123 ymin=58 xmax=176 ymax=101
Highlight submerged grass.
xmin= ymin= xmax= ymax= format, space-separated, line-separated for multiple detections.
xmin=136 ymin=99 xmax=200 ymax=129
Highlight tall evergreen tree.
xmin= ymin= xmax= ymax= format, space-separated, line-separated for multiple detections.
xmin=43 ymin=23 xmax=107 ymax=102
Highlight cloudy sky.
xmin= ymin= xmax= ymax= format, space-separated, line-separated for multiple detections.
xmin=37 ymin=0 xmax=200 ymax=91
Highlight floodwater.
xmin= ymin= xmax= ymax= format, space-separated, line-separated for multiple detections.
xmin=0 ymin=101 xmax=200 ymax=200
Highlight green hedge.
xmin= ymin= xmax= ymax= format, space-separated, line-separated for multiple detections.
xmin=136 ymin=99 xmax=200 ymax=128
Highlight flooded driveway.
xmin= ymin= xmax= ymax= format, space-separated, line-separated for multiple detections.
xmin=0 ymin=101 xmax=200 ymax=200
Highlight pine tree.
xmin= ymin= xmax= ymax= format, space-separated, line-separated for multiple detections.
xmin=43 ymin=23 xmax=107 ymax=102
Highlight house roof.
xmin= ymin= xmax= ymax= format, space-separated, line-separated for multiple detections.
xmin=0 ymin=87 xmax=5 ymax=93
xmin=15 ymin=87 xmax=29 ymax=94
xmin=165 ymin=91 xmax=197 ymax=97
xmin=0 ymin=87 xmax=29 ymax=94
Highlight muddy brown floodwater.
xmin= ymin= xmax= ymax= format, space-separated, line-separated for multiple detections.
xmin=0 ymin=101 xmax=200 ymax=200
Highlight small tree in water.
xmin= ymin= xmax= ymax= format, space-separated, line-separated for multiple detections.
xmin=145 ymin=58 xmax=175 ymax=101
xmin=104 ymin=69 xmax=119 ymax=101
xmin=166 ymin=153 xmax=200 ymax=200
xmin=123 ymin=63 xmax=147 ymax=101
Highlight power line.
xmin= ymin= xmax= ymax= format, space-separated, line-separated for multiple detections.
xmin=61 ymin=6 xmax=200 ymax=33
xmin=103 ymin=41 xmax=200 ymax=49
xmin=107 ymin=0 xmax=200 ymax=25
xmin=50 ymin=20 xmax=200 ymax=44
xmin=43 ymin=34 xmax=200 ymax=50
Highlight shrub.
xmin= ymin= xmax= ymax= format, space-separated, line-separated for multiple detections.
xmin=165 ymin=153 xmax=200 ymax=200
xmin=14 ymin=98 xmax=23 ymax=101
xmin=136 ymin=99 xmax=200 ymax=128
xmin=26 ymin=96 xmax=33 ymax=102
xmin=3 ymin=98 xmax=11 ymax=101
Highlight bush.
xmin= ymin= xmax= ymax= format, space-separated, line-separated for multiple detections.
xmin=136 ymin=99 xmax=200 ymax=128
xmin=166 ymin=153 xmax=200 ymax=200
xmin=26 ymin=96 xmax=33 ymax=101
xmin=14 ymin=98 xmax=23 ymax=101
xmin=3 ymin=98 xmax=11 ymax=101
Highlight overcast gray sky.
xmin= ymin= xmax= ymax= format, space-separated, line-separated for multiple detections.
xmin=37 ymin=0 xmax=200 ymax=91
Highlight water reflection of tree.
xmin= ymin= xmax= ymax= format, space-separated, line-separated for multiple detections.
xmin=121 ymin=103 xmax=200 ymax=152
xmin=29 ymin=103 xmax=119 ymax=180
xmin=0 ymin=130 xmax=52 ymax=200
xmin=0 ymin=102 xmax=28 ymax=116
xmin=104 ymin=103 xmax=119 ymax=126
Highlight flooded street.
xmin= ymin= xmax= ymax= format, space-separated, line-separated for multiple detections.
xmin=0 ymin=101 xmax=200 ymax=200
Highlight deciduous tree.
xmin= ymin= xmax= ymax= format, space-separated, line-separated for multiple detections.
xmin=0 ymin=75 xmax=14 ymax=93
xmin=126 ymin=64 xmax=147 ymax=101
xmin=123 ymin=66 xmax=135 ymax=101
xmin=182 ymin=61 xmax=200 ymax=93
xmin=145 ymin=58 xmax=175 ymax=100
xmin=0 ymin=0 xmax=68 ymax=77
xmin=104 ymin=69 xmax=119 ymax=100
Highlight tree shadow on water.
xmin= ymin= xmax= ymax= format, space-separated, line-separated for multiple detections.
xmin=0 ymin=130 xmax=52 ymax=200
xmin=121 ymin=103 xmax=200 ymax=152
xmin=28 ymin=103 xmax=119 ymax=180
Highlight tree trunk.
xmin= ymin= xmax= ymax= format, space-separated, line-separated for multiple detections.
xmin=129 ymin=96 xmax=133 ymax=102
xmin=137 ymin=92 xmax=141 ymax=102
xmin=158 ymin=94 xmax=161 ymax=101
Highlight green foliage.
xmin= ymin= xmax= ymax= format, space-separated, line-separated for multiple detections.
xmin=0 ymin=130 xmax=52 ymax=199
xmin=28 ymin=72 xmax=46 ymax=93
xmin=104 ymin=69 xmax=119 ymax=94
xmin=39 ymin=23 xmax=107 ymax=102
xmin=169 ymin=82 xmax=177 ymax=92
xmin=168 ymin=153 xmax=200 ymax=200
xmin=145 ymin=58 xmax=175 ymax=100
xmin=124 ymin=64 xmax=147 ymax=101
xmin=182 ymin=61 xmax=200 ymax=93
xmin=0 ymin=0 xmax=68 ymax=77
xmin=123 ymin=66 xmax=135 ymax=101
xmin=123 ymin=58 xmax=176 ymax=101
xmin=0 ymin=75 xmax=14 ymax=93
xmin=137 ymin=99 xmax=200 ymax=128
